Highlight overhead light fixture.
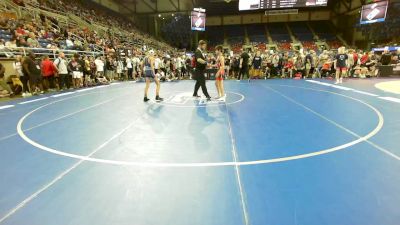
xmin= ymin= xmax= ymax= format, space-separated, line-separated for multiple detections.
xmin=172 ymin=13 xmax=175 ymax=16
xmin=158 ymin=14 xmax=161 ymax=17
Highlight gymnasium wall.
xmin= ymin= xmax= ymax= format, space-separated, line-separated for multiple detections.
xmin=206 ymin=10 xmax=331 ymax=26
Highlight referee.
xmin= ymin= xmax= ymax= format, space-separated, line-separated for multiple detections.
xmin=193 ymin=40 xmax=211 ymax=100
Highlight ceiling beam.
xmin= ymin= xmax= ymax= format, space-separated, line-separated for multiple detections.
xmin=331 ymin=0 xmax=341 ymax=17
xmin=331 ymin=0 xmax=364 ymax=18
xmin=168 ymin=0 xmax=179 ymax=11
xmin=141 ymin=0 xmax=157 ymax=12
xmin=115 ymin=0 xmax=136 ymax=14
xmin=335 ymin=5 xmax=364 ymax=17
xmin=135 ymin=10 xmax=189 ymax=15
xmin=342 ymin=0 xmax=351 ymax=11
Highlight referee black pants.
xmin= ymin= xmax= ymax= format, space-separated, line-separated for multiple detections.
xmin=238 ymin=67 xmax=249 ymax=80
xmin=193 ymin=70 xmax=210 ymax=98
xmin=20 ymin=75 xmax=29 ymax=93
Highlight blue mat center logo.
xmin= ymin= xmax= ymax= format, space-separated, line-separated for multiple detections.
xmin=155 ymin=92 xmax=245 ymax=107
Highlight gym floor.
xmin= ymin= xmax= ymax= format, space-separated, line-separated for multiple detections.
xmin=0 ymin=79 xmax=399 ymax=225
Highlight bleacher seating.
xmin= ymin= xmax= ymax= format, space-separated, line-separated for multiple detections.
xmin=225 ymin=25 xmax=245 ymax=45
xmin=268 ymin=23 xmax=291 ymax=43
xmin=311 ymin=21 xmax=337 ymax=41
xmin=289 ymin=22 xmax=314 ymax=41
xmin=256 ymin=43 xmax=266 ymax=51
xmin=0 ymin=29 xmax=12 ymax=41
xmin=278 ymin=42 xmax=291 ymax=51
xmin=0 ymin=0 xmax=172 ymax=55
xmin=37 ymin=38 xmax=50 ymax=48
xmin=207 ymin=26 xmax=224 ymax=47
xmin=327 ymin=40 xmax=342 ymax=49
xmin=202 ymin=21 xmax=349 ymax=52
xmin=302 ymin=41 xmax=318 ymax=51
xmin=231 ymin=43 xmax=243 ymax=53
xmin=247 ymin=24 xmax=267 ymax=43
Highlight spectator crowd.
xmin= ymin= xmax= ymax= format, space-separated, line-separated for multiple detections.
xmin=0 ymin=49 xmax=196 ymax=97
xmin=1 ymin=45 xmax=399 ymax=98
xmin=223 ymin=47 xmax=400 ymax=82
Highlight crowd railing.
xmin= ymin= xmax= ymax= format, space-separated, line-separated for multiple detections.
xmin=0 ymin=46 xmax=104 ymax=59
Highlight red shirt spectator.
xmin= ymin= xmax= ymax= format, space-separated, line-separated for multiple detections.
xmin=191 ymin=56 xmax=196 ymax=68
xmin=41 ymin=58 xmax=57 ymax=77
xmin=353 ymin=53 xmax=358 ymax=64
xmin=285 ymin=61 xmax=294 ymax=69
xmin=16 ymin=27 xmax=26 ymax=35
xmin=361 ymin=54 xmax=369 ymax=65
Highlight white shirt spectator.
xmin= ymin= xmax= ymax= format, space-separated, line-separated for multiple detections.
xmin=132 ymin=57 xmax=140 ymax=68
xmin=181 ymin=57 xmax=186 ymax=68
xmin=66 ymin=39 xmax=74 ymax=48
xmin=176 ymin=57 xmax=182 ymax=69
xmin=13 ymin=61 xmax=24 ymax=76
xmin=154 ymin=57 xmax=161 ymax=69
xmin=126 ymin=58 xmax=133 ymax=69
xmin=272 ymin=54 xmax=280 ymax=67
xmin=159 ymin=59 xmax=165 ymax=69
xmin=117 ymin=61 xmax=123 ymax=74
xmin=347 ymin=53 xmax=355 ymax=68
xmin=5 ymin=41 xmax=17 ymax=49
xmin=54 ymin=57 xmax=68 ymax=74
xmin=95 ymin=58 xmax=104 ymax=72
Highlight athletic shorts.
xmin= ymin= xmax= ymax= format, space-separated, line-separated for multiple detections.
xmin=72 ymin=71 xmax=83 ymax=79
xmin=29 ymin=74 xmax=41 ymax=84
xmin=252 ymin=69 xmax=261 ymax=77
xmin=43 ymin=74 xmax=54 ymax=80
xmin=283 ymin=68 xmax=292 ymax=72
xmin=336 ymin=67 xmax=347 ymax=71
xmin=144 ymin=70 xmax=155 ymax=78
xmin=216 ymin=71 xmax=224 ymax=81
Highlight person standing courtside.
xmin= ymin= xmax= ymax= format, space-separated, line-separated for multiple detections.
xmin=54 ymin=52 xmax=69 ymax=90
xmin=22 ymin=52 xmax=43 ymax=95
xmin=143 ymin=50 xmax=163 ymax=102
xmin=334 ymin=46 xmax=348 ymax=84
xmin=193 ymin=40 xmax=211 ymax=100
xmin=238 ymin=48 xmax=250 ymax=81
xmin=251 ymin=50 xmax=262 ymax=79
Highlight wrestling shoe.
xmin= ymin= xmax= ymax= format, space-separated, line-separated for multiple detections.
xmin=155 ymin=96 xmax=164 ymax=102
xmin=219 ymin=94 xmax=227 ymax=102
xmin=144 ymin=97 xmax=150 ymax=102
xmin=222 ymin=94 xmax=227 ymax=101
